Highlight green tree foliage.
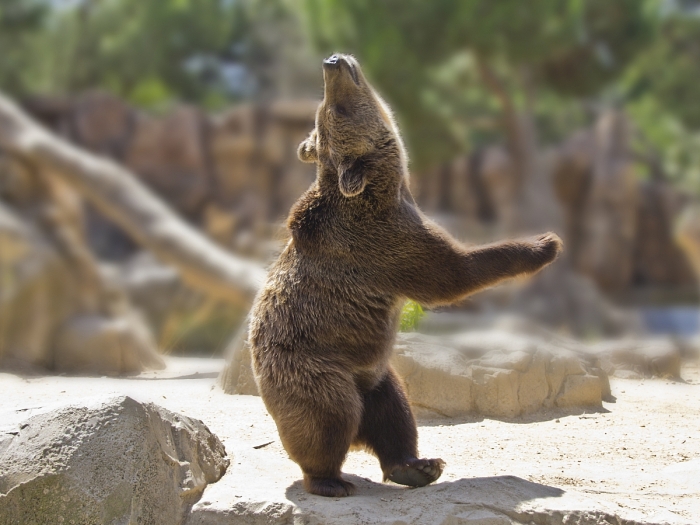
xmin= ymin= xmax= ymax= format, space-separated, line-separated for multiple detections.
xmin=0 ymin=0 xmax=317 ymax=109
xmin=622 ymin=2 xmax=700 ymax=192
xmin=302 ymin=0 xmax=656 ymax=170
xmin=0 ymin=0 xmax=49 ymax=95
xmin=626 ymin=1 xmax=700 ymax=129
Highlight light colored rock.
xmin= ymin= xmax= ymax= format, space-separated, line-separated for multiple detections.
xmin=392 ymin=332 xmax=606 ymax=418
xmin=0 ymin=396 xmax=228 ymax=525
xmin=591 ymin=338 xmax=683 ymax=379
xmin=392 ymin=335 xmax=474 ymax=417
xmin=219 ymin=323 xmax=260 ymax=396
xmin=555 ymin=374 xmax=603 ymax=408
xmin=516 ymin=351 xmax=549 ymax=413
xmin=0 ymin=153 xmax=165 ymax=375
xmin=472 ymin=366 xmax=521 ymax=418
xmin=54 ymin=313 xmax=164 ymax=375
xmin=221 ymin=329 xmax=609 ymax=418
xmin=187 ymin=471 xmax=640 ymax=525
xmin=0 ymin=200 xmax=74 ymax=369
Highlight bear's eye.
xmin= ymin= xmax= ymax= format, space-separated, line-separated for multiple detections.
xmin=332 ymin=104 xmax=348 ymax=117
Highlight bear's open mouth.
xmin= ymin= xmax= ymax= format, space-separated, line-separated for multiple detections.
xmin=323 ymin=54 xmax=360 ymax=86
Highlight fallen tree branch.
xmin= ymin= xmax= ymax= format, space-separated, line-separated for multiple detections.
xmin=0 ymin=92 xmax=265 ymax=306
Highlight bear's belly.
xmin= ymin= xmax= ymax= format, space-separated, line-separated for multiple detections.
xmin=250 ymin=257 xmax=403 ymax=372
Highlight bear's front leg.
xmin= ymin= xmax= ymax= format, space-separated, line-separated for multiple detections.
xmin=384 ymin=224 xmax=563 ymax=306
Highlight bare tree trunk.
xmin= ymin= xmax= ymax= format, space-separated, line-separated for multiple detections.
xmin=0 ymin=93 xmax=265 ymax=307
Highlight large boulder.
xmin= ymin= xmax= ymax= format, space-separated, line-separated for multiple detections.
xmin=219 ymin=328 xmax=610 ymax=417
xmin=54 ymin=313 xmax=164 ymax=375
xmin=0 ymin=396 xmax=228 ymax=525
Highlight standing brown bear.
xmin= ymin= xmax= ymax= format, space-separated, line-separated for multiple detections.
xmin=250 ymin=54 xmax=563 ymax=497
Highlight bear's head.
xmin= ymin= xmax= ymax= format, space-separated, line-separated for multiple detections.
xmin=298 ymin=54 xmax=408 ymax=198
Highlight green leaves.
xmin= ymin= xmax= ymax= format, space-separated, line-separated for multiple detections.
xmin=400 ymin=300 xmax=425 ymax=332
xmin=300 ymin=0 xmax=657 ymax=170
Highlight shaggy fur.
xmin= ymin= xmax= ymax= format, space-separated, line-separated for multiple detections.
xmin=250 ymin=54 xmax=563 ymax=497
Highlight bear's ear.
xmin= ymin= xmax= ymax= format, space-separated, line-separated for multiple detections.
xmin=297 ymin=129 xmax=318 ymax=163
xmin=338 ymin=157 xmax=367 ymax=197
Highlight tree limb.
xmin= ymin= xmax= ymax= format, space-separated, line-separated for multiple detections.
xmin=0 ymin=92 xmax=265 ymax=306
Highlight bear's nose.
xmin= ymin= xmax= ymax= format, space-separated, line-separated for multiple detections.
xmin=323 ymin=54 xmax=341 ymax=68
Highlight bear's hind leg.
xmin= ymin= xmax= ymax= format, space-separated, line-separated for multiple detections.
xmin=353 ymin=367 xmax=445 ymax=487
xmin=263 ymin=370 xmax=362 ymax=497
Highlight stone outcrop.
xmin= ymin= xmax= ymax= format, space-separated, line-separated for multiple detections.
xmin=220 ymin=329 xmax=611 ymax=417
xmin=0 ymin=396 xmax=228 ymax=525
xmin=393 ymin=331 xmax=607 ymax=417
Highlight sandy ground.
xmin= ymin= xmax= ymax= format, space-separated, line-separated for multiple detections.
xmin=1 ymin=359 xmax=698 ymax=524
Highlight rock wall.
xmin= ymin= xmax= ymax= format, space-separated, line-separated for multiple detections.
xmin=25 ymin=92 xmax=318 ymax=261
xmin=26 ymin=94 xmax=694 ymax=299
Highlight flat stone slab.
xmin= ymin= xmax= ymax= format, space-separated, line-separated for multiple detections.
xmin=189 ymin=469 xmax=637 ymax=525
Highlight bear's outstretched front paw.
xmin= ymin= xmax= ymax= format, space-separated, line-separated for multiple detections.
xmin=387 ymin=458 xmax=445 ymax=487
xmin=304 ymin=475 xmax=356 ymax=497
xmin=530 ymin=232 xmax=563 ymax=269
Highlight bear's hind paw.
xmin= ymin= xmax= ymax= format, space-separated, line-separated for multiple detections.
xmin=387 ymin=457 xmax=445 ymax=487
xmin=304 ymin=475 xmax=356 ymax=497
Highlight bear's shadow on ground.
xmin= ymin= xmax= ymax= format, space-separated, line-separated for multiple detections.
xmin=285 ymin=474 xmax=565 ymax=518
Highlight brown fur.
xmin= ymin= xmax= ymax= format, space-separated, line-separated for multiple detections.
xmin=250 ymin=54 xmax=563 ymax=497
